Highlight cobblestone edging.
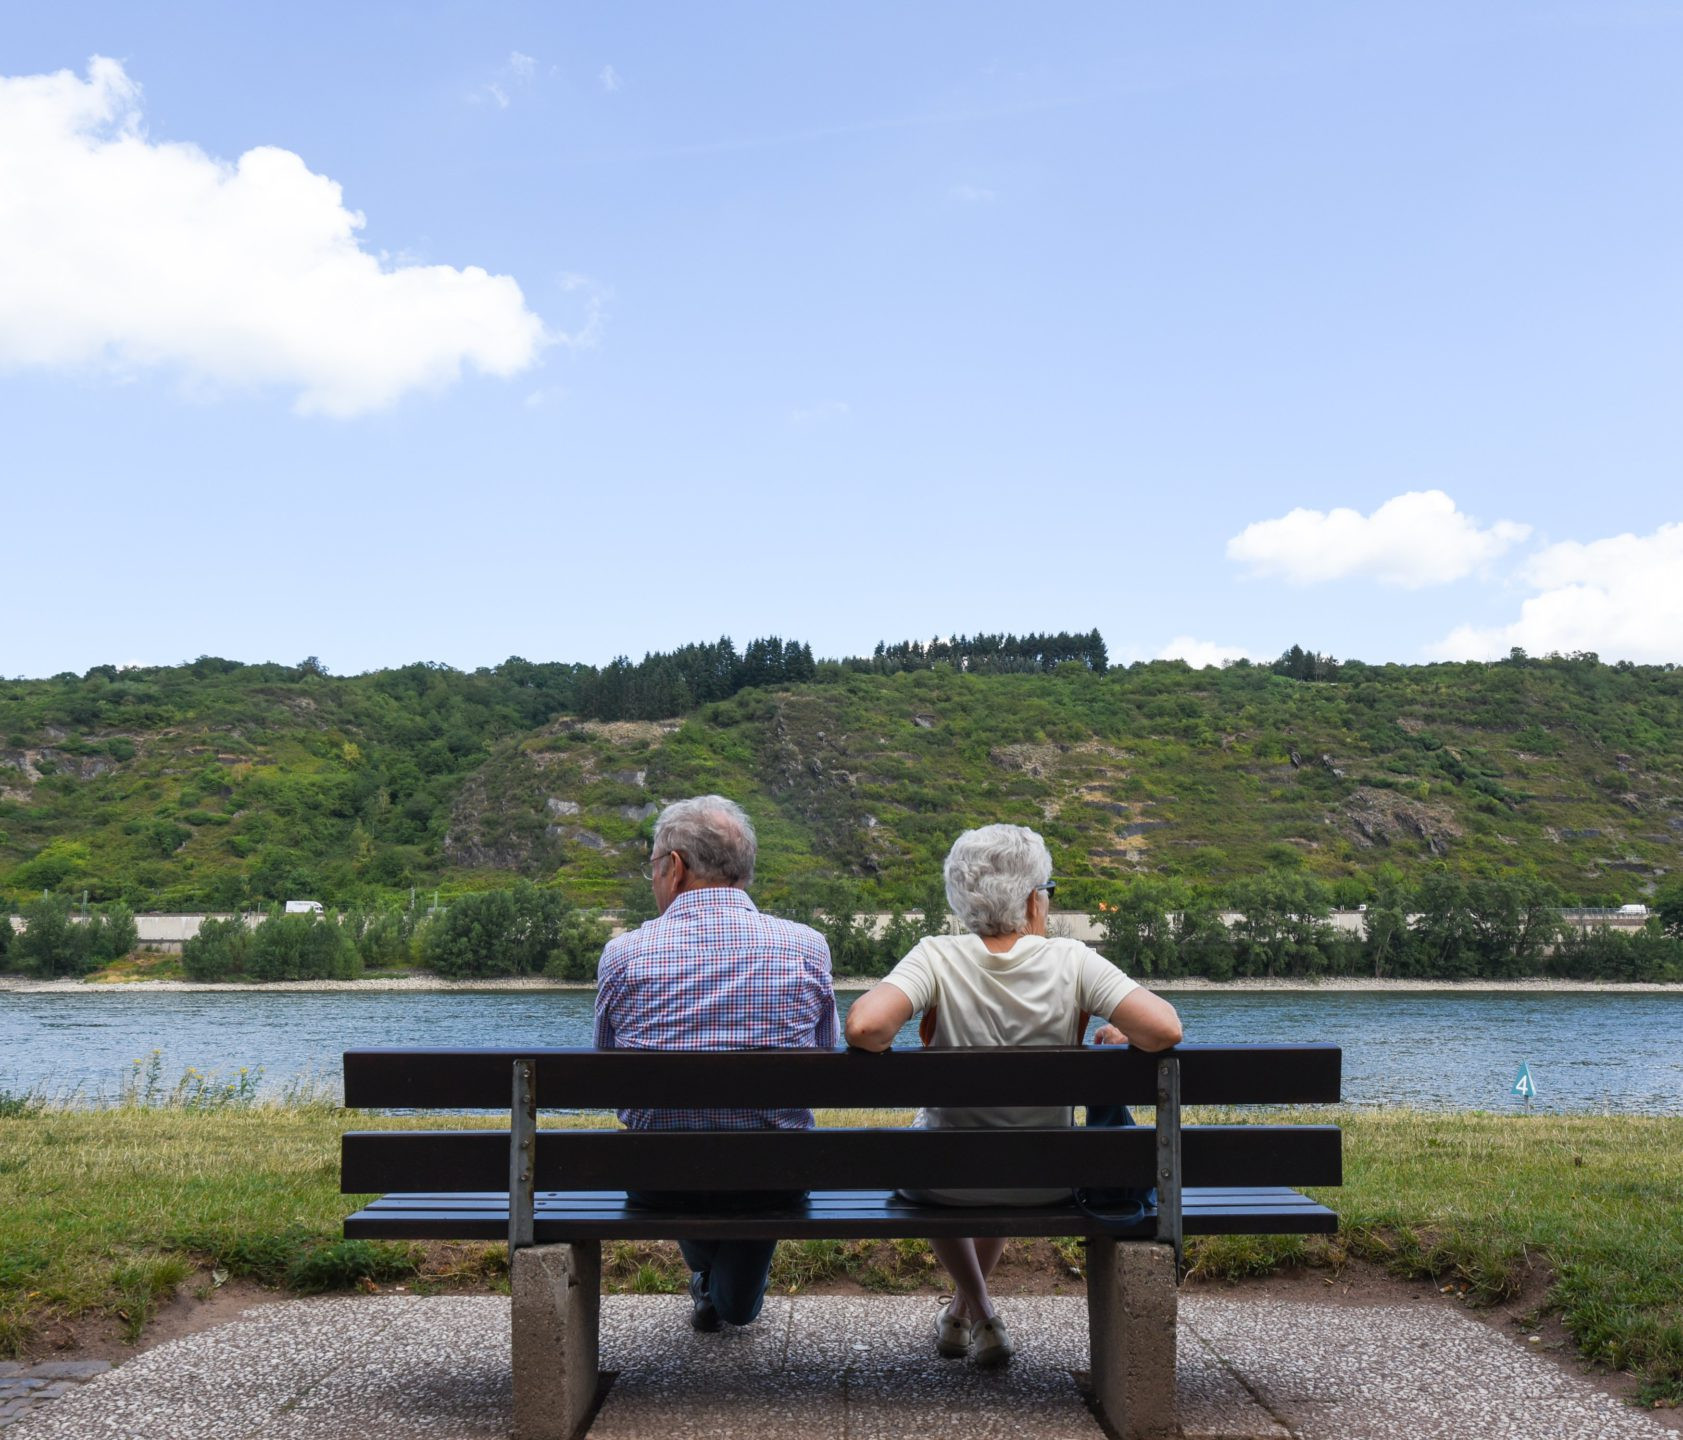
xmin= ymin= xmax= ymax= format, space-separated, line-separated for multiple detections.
xmin=0 ymin=1362 xmax=114 ymax=1429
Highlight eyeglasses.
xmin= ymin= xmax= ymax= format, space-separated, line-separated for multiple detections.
xmin=1034 ymin=880 xmax=1057 ymax=897
xmin=641 ymin=850 xmax=684 ymax=882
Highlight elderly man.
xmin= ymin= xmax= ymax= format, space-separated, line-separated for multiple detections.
xmin=594 ymin=794 xmax=837 ymax=1331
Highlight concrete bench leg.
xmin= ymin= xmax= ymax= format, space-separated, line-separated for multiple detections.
xmin=512 ymin=1240 xmax=601 ymax=1440
xmin=1086 ymin=1239 xmax=1177 ymax=1440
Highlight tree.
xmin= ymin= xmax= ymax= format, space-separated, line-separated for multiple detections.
xmin=13 ymin=895 xmax=92 ymax=978
xmin=89 ymin=903 xmax=138 ymax=964
xmin=1409 ymin=873 xmax=1476 ymax=978
xmin=347 ymin=906 xmax=419 ymax=971
xmin=541 ymin=907 xmax=613 ymax=982
xmin=249 ymin=911 xmax=360 ymax=981
xmin=182 ymin=916 xmax=253 ymax=980
xmin=421 ymin=883 xmax=605 ymax=979
xmin=1361 ymin=875 xmax=1410 ymax=979
xmin=1227 ymin=873 xmax=1334 ymax=978
xmin=1653 ymin=883 xmax=1683 ymax=940
xmin=1093 ymin=877 xmax=1183 ymax=977
xmin=1463 ymin=875 xmax=1560 ymax=978
xmin=1175 ymin=894 xmax=1234 ymax=979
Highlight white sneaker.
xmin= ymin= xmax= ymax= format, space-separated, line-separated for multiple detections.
xmin=972 ymin=1314 xmax=1014 ymax=1368
xmin=933 ymin=1300 xmax=973 ymax=1359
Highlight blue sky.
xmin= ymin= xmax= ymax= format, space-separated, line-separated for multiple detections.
xmin=2 ymin=3 xmax=1680 ymax=678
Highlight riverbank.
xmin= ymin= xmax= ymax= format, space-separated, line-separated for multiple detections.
xmin=0 ymin=1104 xmax=1679 ymax=1404
xmin=5 ymin=971 xmax=1683 ymax=994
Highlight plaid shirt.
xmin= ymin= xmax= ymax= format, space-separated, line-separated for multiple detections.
xmin=593 ymin=887 xmax=837 ymax=1131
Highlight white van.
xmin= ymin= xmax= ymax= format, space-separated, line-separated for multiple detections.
xmin=284 ymin=900 xmax=325 ymax=916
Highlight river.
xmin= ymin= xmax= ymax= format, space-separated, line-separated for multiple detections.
xmin=3 ymin=987 xmax=1681 ymax=1113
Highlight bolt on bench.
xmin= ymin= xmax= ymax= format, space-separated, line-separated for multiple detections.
xmin=342 ymin=1043 xmax=1341 ymax=1440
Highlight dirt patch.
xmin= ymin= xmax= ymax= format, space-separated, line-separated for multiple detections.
xmin=568 ymin=720 xmax=681 ymax=745
xmin=12 ymin=1275 xmax=294 ymax=1367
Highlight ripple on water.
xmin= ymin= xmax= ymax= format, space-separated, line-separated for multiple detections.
xmin=1 ymin=986 xmax=1680 ymax=1113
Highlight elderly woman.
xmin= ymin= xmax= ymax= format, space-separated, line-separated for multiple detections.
xmin=844 ymin=824 xmax=1182 ymax=1368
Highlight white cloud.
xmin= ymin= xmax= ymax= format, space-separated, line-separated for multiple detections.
xmin=599 ymin=64 xmax=622 ymax=94
xmin=788 ymin=399 xmax=850 ymax=426
xmin=474 ymin=52 xmax=538 ymax=108
xmin=949 ymin=183 xmax=997 ymax=203
xmin=1156 ymin=636 xmax=1253 ymax=669
xmin=0 ymin=58 xmax=551 ymax=416
xmin=523 ymin=384 xmax=566 ymax=410
xmin=1433 ymin=522 xmax=1683 ymax=663
xmin=1227 ymin=490 xmax=1530 ymax=588
xmin=556 ymin=273 xmax=608 ymax=350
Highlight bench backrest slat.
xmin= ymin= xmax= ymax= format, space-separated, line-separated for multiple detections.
xmin=342 ymin=1044 xmax=1341 ymax=1110
xmin=342 ymin=1123 xmax=1343 ymax=1195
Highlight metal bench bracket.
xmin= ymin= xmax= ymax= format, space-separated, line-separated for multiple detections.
xmin=509 ymin=1058 xmax=536 ymax=1261
xmin=1154 ymin=1054 xmax=1184 ymax=1279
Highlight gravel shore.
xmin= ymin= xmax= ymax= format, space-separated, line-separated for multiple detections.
xmin=3 ymin=973 xmax=1679 ymax=995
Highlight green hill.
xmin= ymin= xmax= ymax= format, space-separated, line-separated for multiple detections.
xmin=3 ymin=651 xmax=1681 ymax=913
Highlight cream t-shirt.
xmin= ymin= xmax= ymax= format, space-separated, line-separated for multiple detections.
xmin=881 ymin=932 xmax=1139 ymax=1132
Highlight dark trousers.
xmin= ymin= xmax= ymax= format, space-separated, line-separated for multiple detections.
xmin=627 ymin=1189 xmax=805 ymax=1327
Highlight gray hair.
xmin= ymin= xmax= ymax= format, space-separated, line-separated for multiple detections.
xmin=943 ymin=823 xmax=1052 ymax=937
xmin=652 ymin=795 xmax=757 ymax=886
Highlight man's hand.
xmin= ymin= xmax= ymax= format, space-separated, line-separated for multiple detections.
xmin=1091 ymin=1024 xmax=1127 ymax=1046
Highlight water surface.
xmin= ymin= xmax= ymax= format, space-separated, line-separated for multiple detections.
xmin=3 ymin=987 xmax=1680 ymax=1113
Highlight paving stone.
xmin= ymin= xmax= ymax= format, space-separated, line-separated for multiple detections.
xmin=20 ymin=1363 xmax=110 ymax=1381
xmin=0 ymin=1365 xmax=22 ymax=1378
xmin=0 ymin=1383 xmax=43 ymax=1397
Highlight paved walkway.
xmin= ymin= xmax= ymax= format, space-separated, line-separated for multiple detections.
xmin=0 ymin=1362 xmax=113 ymax=1428
xmin=1 ymin=1293 xmax=1674 ymax=1440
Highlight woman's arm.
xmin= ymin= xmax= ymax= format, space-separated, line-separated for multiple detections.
xmin=843 ymin=980 xmax=915 ymax=1052
xmin=1105 ymin=988 xmax=1183 ymax=1052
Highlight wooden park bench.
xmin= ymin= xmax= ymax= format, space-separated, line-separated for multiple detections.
xmin=341 ymin=1043 xmax=1341 ymax=1440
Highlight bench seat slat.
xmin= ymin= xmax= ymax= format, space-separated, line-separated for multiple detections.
xmin=343 ymin=1044 xmax=1341 ymax=1110
xmin=342 ymin=1125 xmax=1341 ymax=1194
xmin=344 ymin=1185 xmax=1336 ymax=1241
xmin=350 ymin=1186 xmax=1335 ymax=1212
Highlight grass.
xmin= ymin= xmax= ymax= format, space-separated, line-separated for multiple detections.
xmin=0 ymin=1100 xmax=1679 ymax=1403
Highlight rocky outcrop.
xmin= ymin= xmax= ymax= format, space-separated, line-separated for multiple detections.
xmin=1339 ymin=788 xmax=1463 ymax=856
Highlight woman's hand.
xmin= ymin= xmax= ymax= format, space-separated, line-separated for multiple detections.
xmin=1090 ymin=1024 xmax=1127 ymax=1046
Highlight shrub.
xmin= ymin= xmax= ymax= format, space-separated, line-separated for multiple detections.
xmin=542 ymin=908 xmax=613 ymax=982
xmin=347 ymin=907 xmax=419 ymax=970
xmin=182 ymin=916 xmax=253 ymax=980
xmin=248 ymin=911 xmax=360 ymax=981
xmin=12 ymin=895 xmax=97 ymax=978
xmin=90 ymin=903 xmax=138 ymax=964
xmin=422 ymin=882 xmax=602 ymax=978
